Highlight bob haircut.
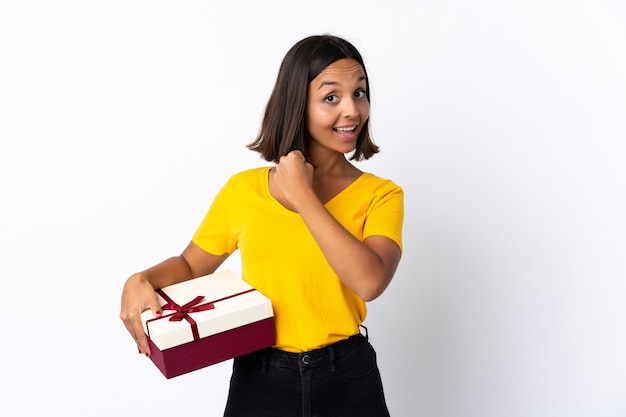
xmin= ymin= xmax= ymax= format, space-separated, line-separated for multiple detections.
xmin=247 ymin=34 xmax=379 ymax=163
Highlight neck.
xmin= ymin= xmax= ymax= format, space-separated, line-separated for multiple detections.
xmin=310 ymin=154 xmax=351 ymax=176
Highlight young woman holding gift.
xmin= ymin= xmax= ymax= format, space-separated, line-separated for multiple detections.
xmin=120 ymin=34 xmax=403 ymax=417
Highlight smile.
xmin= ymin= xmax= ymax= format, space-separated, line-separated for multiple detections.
xmin=334 ymin=126 xmax=357 ymax=132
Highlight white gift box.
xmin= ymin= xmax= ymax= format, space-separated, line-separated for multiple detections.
xmin=140 ymin=269 xmax=275 ymax=378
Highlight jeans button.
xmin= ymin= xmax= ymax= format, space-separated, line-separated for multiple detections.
xmin=301 ymin=354 xmax=310 ymax=365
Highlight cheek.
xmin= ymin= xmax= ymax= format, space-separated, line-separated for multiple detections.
xmin=358 ymin=102 xmax=370 ymax=118
xmin=308 ymin=107 xmax=336 ymax=129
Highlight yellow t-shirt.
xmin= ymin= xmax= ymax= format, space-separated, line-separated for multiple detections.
xmin=192 ymin=167 xmax=403 ymax=352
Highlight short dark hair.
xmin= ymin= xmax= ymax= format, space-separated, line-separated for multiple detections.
xmin=247 ymin=34 xmax=379 ymax=163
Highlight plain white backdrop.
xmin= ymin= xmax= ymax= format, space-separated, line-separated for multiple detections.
xmin=1 ymin=1 xmax=625 ymax=416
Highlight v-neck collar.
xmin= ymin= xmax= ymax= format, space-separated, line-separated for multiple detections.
xmin=263 ymin=167 xmax=367 ymax=213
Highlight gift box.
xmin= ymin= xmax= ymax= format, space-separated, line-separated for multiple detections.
xmin=140 ymin=269 xmax=275 ymax=379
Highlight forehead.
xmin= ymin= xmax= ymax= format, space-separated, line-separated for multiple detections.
xmin=312 ymin=58 xmax=366 ymax=86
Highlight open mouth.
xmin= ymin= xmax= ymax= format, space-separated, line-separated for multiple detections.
xmin=334 ymin=126 xmax=357 ymax=133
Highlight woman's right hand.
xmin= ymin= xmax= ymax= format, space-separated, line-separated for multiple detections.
xmin=119 ymin=243 xmax=229 ymax=356
xmin=119 ymin=273 xmax=163 ymax=356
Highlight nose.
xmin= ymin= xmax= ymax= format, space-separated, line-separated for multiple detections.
xmin=341 ymin=96 xmax=359 ymax=118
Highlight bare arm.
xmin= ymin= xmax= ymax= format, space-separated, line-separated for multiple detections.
xmin=296 ymin=191 xmax=400 ymax=301
xmin=119 ymin=242 xmax=228 ymax=355
xmin=273 ymin=152 xmax=401 ymax=301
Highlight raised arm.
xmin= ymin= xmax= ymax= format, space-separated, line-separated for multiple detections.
xmin=296 ymin=197 xmax=401 ymax=301
xmin=272 ymin=151 xmax=401 ymax=301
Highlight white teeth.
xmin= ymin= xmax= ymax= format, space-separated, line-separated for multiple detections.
xmin=335 ymin=127 xmax=356 ymax=132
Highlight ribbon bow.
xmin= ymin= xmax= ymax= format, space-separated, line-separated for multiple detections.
xmin=162 ymin=295 xmax=215 ymax=322
xmin=154 ymin=290 xmax=216 ymax=341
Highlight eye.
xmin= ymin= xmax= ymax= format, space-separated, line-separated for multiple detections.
xmin=323 ymin=94 xmax=338 ymax=103
xmin=355 ymin=89 xmax=367 ymax=99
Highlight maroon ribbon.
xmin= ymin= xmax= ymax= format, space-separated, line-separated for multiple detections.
xmin=146 ymin=288 xmax=256 ymax=342
xmin=160 ymin=293 xmax=215 ymax=321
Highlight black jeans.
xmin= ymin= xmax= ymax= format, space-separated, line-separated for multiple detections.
xmin=223 ymin=332 xmax=391 ymax=417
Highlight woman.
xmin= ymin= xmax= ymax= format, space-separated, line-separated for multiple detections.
xmin=120 ymin=34 xmax=403 ymax=417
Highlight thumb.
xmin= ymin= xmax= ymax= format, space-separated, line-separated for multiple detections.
xmin=147 ymin=292 xmax=163 ymax=317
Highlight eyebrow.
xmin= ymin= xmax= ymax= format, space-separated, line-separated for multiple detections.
xmin=317 ymin=75 xmax=367 ymax=90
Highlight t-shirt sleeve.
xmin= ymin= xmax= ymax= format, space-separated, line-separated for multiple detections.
xmin=363 ymin=181 xmax=404 ymax=253
xmin=191 ymin=176 xmax=240 ymax=256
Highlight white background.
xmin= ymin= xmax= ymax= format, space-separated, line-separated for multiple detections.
xmin=1 ymin=1 xmax=625 ymax=416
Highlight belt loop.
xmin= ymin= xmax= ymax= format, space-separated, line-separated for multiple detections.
xmin=360 ymin=325 xmax=369 ymax=342
xmin=329 ymin=346 xmax=335 ymax=372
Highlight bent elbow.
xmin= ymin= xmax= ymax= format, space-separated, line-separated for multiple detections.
xmin=356 ymin=281 xmax=388 ymax=302
xmin=359 ymin=291 xmax=380 ymax=302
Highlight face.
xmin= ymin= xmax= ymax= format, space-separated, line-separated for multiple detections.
xmin=306 ymin=58 xmax=369 ymax=159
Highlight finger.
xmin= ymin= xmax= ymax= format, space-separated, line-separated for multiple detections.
xmin=121 ymin=312 xmax=150 ymax=356
xmin=288 ymin=150 xmax=305 ymax=161
xmin=138 ymin=295 xmax=164 ymax=356
xmin=147 ymin=293 xmax=163 ymax=317
xmin=136 ymin=329 xmax=151 ymax=357
xmin=276 ymin=155 xmax=289 ymax=169
xmin=295 ymin=150 xmax=304 ymax=159
xmin=121 ymin=306 xmax=158 ymax=356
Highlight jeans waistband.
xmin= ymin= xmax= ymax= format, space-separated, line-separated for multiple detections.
xmin=262 ymin=332 xmax=367 ymax=371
